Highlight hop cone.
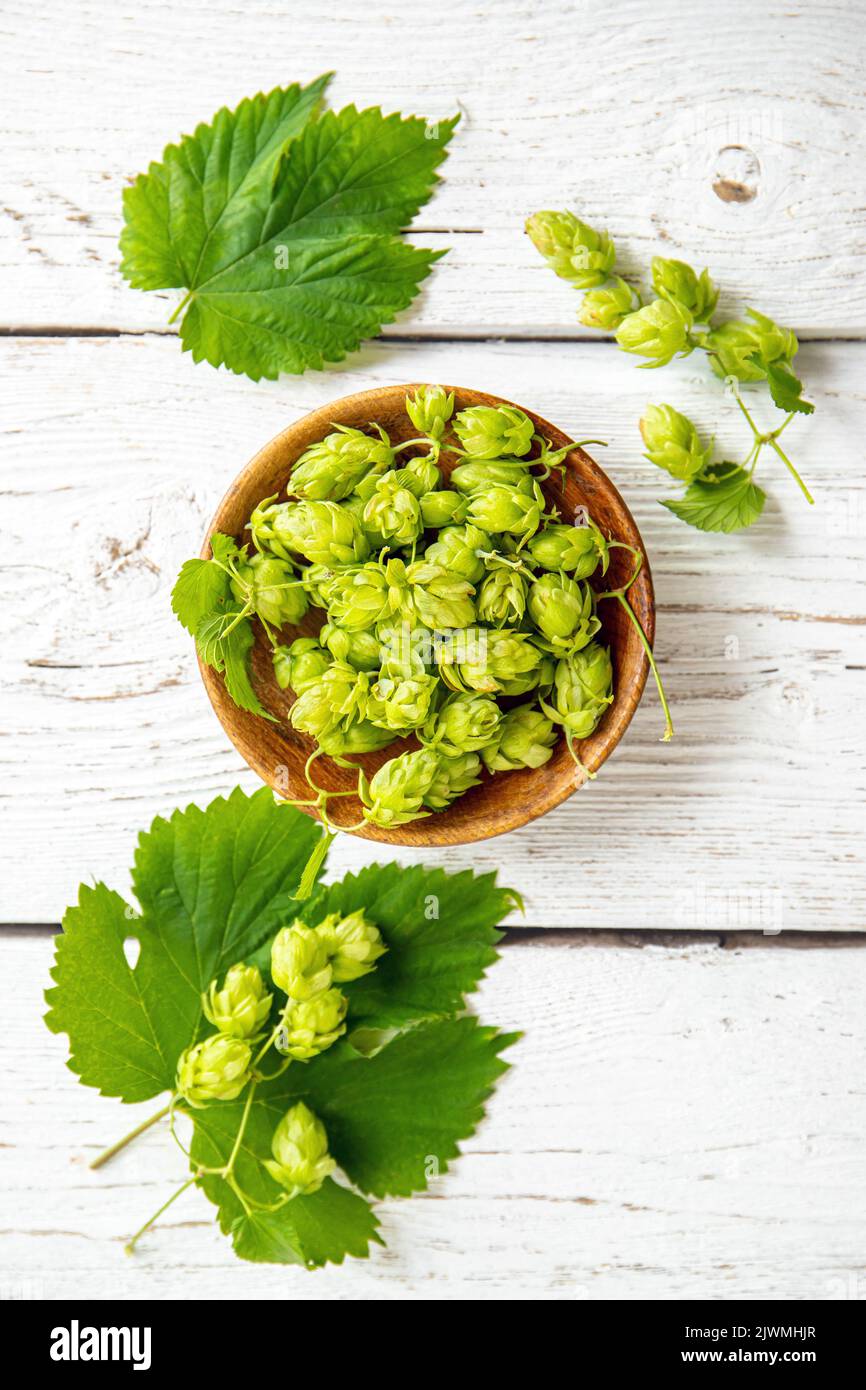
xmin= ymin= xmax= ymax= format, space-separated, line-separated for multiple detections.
xmin=175 ymin=1035 xmax=251 ymax=1107
xmin=263 ymin=1102 xmax=337 ymax=1196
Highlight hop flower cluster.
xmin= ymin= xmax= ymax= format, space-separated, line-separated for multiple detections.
xmin=526 ymin=209 xmax=813 ymax=533
xmin=242 ymin=390 xmax=616 ymax=825
xmin=174 ymin=909 xmax=388 ymax=1202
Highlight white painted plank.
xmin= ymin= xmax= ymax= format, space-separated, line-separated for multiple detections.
xmin=1 ymin=334 xmax=863 ymax=928
xmin=4 ymin=931 xmax=865 ymax=1300
xmin=1 ymin=1 xmax=865 ymax=334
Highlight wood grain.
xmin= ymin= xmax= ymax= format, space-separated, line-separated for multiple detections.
xmin=201 ymin=383 xmax=653 ymax=846
xmin=1 ymin=1 xmax=865 ymax=336
xmin=6 ymin=929 xmax=865 ymax=1300
xmin=2 ymin=334 xmax=863 ymax=927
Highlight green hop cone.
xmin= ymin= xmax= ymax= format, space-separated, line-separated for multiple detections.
xmin=175 ymin=1035 xmax=252 ymax=1108
xmin=453 ymin=404 xmax=535 ymax=459
xmin=467 ymin=482 xmax=545 ymax=542
xmin=422 ymin=690 xmax=502 ymax=756
xmin=481 ymin=704 xmax=558 ymax=772
xmin=358 ymin=748 xmax=439 ymax=828
xmin=288 ymin=425 xmax=394 ymax=502
xmin=369 ymin=671 xmax=439 ymax=732
xmin=264 ymin=500 xmax=370 ymax=567
xmin=316 ymin=909 xmax=387 ymax=983
xmin=438 ymin=627 xmax=543 ymax=695
xmin=324 ymin=563 xmax=390 ymax=630
xmin=423 ymin=751 xmax=482 ymax=809
xmin=289 ymin=662 xmax=370 ymax=740
xmin=230 ymin=551 xmax=308 ymax=628
xmin=578 ymin=276 xmax=637 ymax=330
xmin=264 ymin=1103 xmax=336 ymax=1197
xmin=405 ymin=560 xmax=476 ymax=629
xmin=705 ymin=308 xmax=799 ymax=383
xmin=615 ymin=299 xmax=694 ymax=368
xmin=476 ymin=562 xmax=528 ymax=626
xmin=272 ymin=637 xmax=331 ymax=693
xmin=405 ymin=385 xmax=455 ymax=441
xmin=419 ymin=489 xmax=469 ymax=528
xmin=202 ymin=964 xmax=272 ymax=1040
xmin=278 ymin=989 xmax=348 ymax=1061
xmin=301 ymin=563 xmax=342 ymax=608
xmin=450 ymin=459 xmax=536 ymax=494
xmin=271 ymin=921 xmax=333 ymax=1001
xmin=247 ymin=493 xmax=290 ymax=560
xmin=528 ymin=572 xmax=601 ymax=650
xmin=424 ymin=524 xmax=487 ymax=584
xmin=639 ymin=404 xmax=713 ymax=483
xmin=363 ymin=473 xmax=423 ymax=548
xmin=541 ymin=641 xmax=614 ymax=744
xmin=651 ymin=257 xmax=718 ymax=324
xmin=394 ymin=452 xmax=441 ymax=498
xmin=317 ymin=720 xmax=395 ymax=757
xmin=527 ymin=520 xmax=609 ymax=578
xmin=319 ymin=622 xmax=382 ymax=673
xmin=526 ymin=210 xmax=616 ymax=289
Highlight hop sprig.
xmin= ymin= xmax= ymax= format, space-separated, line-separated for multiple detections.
xmin=526 ymin=206 xmax=814 ymax=526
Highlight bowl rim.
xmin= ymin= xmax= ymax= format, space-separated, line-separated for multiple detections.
xmin=199 ymin=382 xmax=654 ymax=845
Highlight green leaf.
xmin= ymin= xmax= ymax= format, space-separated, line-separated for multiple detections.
xmin=45 ymin=790 xmax=326 ymax=1101
xmin=120 ymin=78 xmax=333 ymax=291
xmin=287 ymin=864 xmax=515 ymax=1031
xmin=195 ymin=605 xmax=273 ymax=720
xmin=191 ymin=1098 xmax=381 ymax=1267
xmin=662 ymin=462 xmax=767 ymax=533
xmin=764 ymin=359 xmax=815 ymax=416
xmin=45 ymin=884 xmax=178 ymax=1102
xmin=170 ymin=557 xmax=230 ymax=637
xmin=271 ymin=1017 xmax=518 ymax=1198
xmin=120 ymin=87 xmax=457 ymax=380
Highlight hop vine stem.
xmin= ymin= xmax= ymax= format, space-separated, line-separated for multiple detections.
xmin=733 ymin=392 xmax=814 ymax=505
xmin=90 ymin=1102 xmax=172 ymax=1169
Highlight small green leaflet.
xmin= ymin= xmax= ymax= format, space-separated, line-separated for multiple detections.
xmin=45 ymin=789 xmax=518 ymax=1267
xmin=763 ymin=358 xmax=815 ymax=416
xmin=45 ymin=789 xmax=325 ymax=1101
xmin=120 ymin=79 xmax=458 ymax=380
xmin=171 ymin=532 xmax=271 ymax=720
xmin=663 ymin=462 xmax=767 ymax=533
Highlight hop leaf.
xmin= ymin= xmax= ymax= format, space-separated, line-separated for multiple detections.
xmin=662 ymin=462 xmax=767 ymax=533
xmin=120 ymin=85 xmax=459 ymax=380
xmin=44 ymin=790 xmax=326 ymax=1101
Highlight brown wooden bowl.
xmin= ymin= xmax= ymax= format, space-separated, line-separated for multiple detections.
xmin=200 ymin=384 xmax=654 ymax=846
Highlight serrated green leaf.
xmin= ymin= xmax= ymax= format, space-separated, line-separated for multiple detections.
xmin=120 ymin=89 xmax=457 ymax=380
xmin=764 ymin=358 xmax=815 ymax=416
xmin=181 ymin=235 xmax=442 ymax=380
xmin=45 ymin=884 xmax=178 ymax=1102
xmin=286 ymin=864 xmax=515 ymax=1030
xmin=195 ymin=605 xmax=273 ymax=720
xmin=273 ymin=1017 xmax=518 ymax=1198
xmin=171 ymin=557 xmax=231 ymax=637
xmin=120 ymin=78 xmax=332 ymax=291
xmin=191 ymin=1098 xmax=381 ymax=1267
xmin=45 ymin=790 xmax=326 ymax=1102
xmin=663 ymin=462 xmax=767 ymax=533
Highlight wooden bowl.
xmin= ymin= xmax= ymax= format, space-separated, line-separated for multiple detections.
xmin=200 ymin=384 xmax=654 ymax=846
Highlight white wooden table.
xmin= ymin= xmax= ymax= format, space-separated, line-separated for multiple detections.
xmin=1 ymin=0 xmax=865 ymax=1301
